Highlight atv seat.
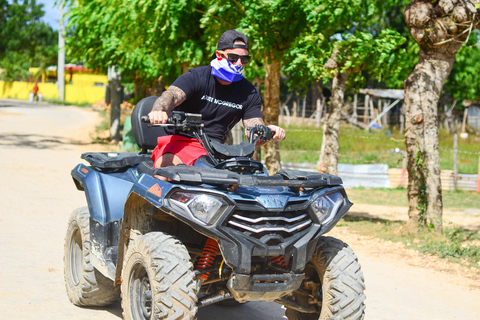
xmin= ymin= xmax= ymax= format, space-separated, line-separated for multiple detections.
xmin=131 ymin=96 xmax=168 ymax=154
xmin=81 ymin=97 xmax=166 ymax=170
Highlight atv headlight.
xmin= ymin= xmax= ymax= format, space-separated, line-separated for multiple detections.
xmin=170 ymin=191 xmax=228 ymax=225
xmin=311 ymin=192 xmax=344 ymax=225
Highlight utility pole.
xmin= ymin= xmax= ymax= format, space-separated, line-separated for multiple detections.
xmin=57 ymin=1 xmax=65 ymax=102
xmin=453 ymin=133 xmax=458 ymax=191
xmin=108 ymin=66 xmax=122 ymax=142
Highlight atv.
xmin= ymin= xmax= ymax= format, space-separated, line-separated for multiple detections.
xmin=63 ymin=96 xmax=366 ymax=319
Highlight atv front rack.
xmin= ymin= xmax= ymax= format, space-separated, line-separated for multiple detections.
xmin=137 ymin=162 xmax=342 ymax=187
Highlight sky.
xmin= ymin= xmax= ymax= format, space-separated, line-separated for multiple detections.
xmin=37 ymin=0 xmax=61 ymax=30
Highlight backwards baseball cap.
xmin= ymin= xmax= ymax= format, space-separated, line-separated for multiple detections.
xmin=217 ymin=30 xmax=249 ymax=51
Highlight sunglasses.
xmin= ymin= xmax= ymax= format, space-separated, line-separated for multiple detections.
xmin=218 ymin=50 xmax=252 ymax=65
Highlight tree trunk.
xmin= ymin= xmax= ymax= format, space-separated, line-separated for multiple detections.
xmin=403 ymin=53 xmax=451 ymax=232
xmin=403 ymin=0 xmax=480 ymax=232
xmin=321 ymin=71 xmax=349 ymax=176
xmin=263 ymin=55 xmax=281 ymax=174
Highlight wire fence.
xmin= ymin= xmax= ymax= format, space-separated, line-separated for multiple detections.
xmin=234 ymin=124 xmax=480 ymax=191
xmin=281 ymin=128 xmax=480 ymax=156
xmin=231 ymin=124 xmax=480 ymax=184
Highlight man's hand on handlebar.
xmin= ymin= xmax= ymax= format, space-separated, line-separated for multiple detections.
xmin=267 ymin=125 xmax=286 ymax=142
xmin=148 ymin=110 xmax=169 ymax=124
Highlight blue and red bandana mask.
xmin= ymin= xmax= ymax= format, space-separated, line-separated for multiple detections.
xmin=210 ymin=57 xmax=244 ymax=83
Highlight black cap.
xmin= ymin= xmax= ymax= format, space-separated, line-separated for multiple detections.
xmin=217 ymin=30 xmax=249 ymax=51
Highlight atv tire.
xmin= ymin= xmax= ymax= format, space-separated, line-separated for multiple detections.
xmin=64 ymin=207 xmax=120 ymax=306
xmin=285 ymin=236 xmax=366 ymax=320
xmin=121 ymin=232 xmax=198 ymax=320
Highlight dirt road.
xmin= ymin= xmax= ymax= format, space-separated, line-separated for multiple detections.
xmin=1 ymin=100 xmax=479 ymax=319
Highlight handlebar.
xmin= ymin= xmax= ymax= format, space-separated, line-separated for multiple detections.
xmin=143 ymin=111 xmax=274 ymax=143
xmin=142 ymin=111 xmax=203 ymax=132
xmin=143 ymin=111 xmax=275 ymax=164
xmin=246 ymin=125 xmax=274 ymax=143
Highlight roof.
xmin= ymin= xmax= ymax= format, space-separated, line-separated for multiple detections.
xmin=46 ymin=64 xmax=93 ymax=72
xmin=359 ymin=89 xmax=404 ymax=100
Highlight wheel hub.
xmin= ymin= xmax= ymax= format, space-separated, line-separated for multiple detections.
xmin=129 ymin=262 xmax=152 ymax=320
xmin=69 ymin=228 xmax=83 ymax=286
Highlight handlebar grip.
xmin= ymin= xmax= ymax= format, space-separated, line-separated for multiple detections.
xmin=141 ymin=116 xmax=150 ymax=123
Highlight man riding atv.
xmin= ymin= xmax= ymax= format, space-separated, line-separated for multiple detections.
xmin=63 ymin=29 xmax=366 ymax=320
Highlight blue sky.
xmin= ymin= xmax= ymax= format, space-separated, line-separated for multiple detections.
xmin=37 ymin=0 xmax=61 ymax=30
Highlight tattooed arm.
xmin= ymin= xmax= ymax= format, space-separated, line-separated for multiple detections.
xmin=148 ymin=85 xmax=187 ymax=124
xmin=242 ymin=117 xmax=286 ymax=145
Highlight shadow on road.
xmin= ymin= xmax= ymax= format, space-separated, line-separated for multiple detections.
xmin=0 ymin=133 xmax=92 ymax=149
xmin=345 ymin=211 xmax=405 ymax=224
xmin=75 ymin=299 xmax=286 ymax=320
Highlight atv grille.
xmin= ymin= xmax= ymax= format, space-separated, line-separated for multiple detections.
xmin=226 ymin=209 xmax=312 ymax=244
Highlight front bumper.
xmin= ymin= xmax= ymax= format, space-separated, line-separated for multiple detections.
xmin=227 ymin=273 xmax=305 ymax=302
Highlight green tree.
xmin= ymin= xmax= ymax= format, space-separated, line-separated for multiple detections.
xmin=65 ymin=0 xmax=214 ymax=86
xmin=225 ymin=0 xmax=372 ymax=174
xmin=0 ymin=0 xmax=57 ymax=81
xmin=444 ymin=30 xmax=480 ymax=102
xmin=320 ymin=29 xmax=407 ymax=175
xmin=280 ymin=1 xmax=407 ymax=175
xmin=64 ymin=0 xmax=408 ymax=176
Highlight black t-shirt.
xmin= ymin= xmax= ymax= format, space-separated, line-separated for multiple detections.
xmin=166 ymin=65 xmax=262 ymax=143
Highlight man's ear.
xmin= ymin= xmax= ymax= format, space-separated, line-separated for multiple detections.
xmin=215 ymin=50 xmax=223 ymax=60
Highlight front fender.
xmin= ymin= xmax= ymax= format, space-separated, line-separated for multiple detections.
xmin=114 ymin=174 xmax=205 ymax=284
xmin=71 ymin=164 xmax=135 ymax=223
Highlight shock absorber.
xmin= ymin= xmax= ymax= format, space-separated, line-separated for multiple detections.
xmin=270 ymin=255 xmax=288 ymax=268
xmin=196 ymin=238 xmax=219 ymax=281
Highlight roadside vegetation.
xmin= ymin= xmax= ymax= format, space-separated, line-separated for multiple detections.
xmin=344 ymin=187 xmax=480 ymax=271
xmin=339 ymin=215 xmax=480 ymax=271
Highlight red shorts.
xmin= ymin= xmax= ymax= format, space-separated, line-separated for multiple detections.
xmin=150 ymin=135 xmax=208 ymax=166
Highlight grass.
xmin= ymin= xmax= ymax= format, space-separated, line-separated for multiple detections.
xmin=278 ymin=123 xmax=480 ymax=174
xmin=43 ymin=98 xmax=92 ymax=107
xmin=346 ymin=187 xmax=480 ymax=211
xmin=338 ymin=216 xmax=480 ymax=271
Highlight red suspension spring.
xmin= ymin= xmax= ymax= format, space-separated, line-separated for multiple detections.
xmin=196 ymin=238 xmax=219 ymax=280
xmin=271 ymin=255 xmax=288 ymax=268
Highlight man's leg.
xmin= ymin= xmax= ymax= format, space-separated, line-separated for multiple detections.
xmin=154 ymin=152 xmax=183 ymax=167
xmin=154 ymin=152 xmax=183 ymax=180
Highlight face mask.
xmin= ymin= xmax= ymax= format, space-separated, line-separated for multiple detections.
xmin=210 ymin=57 xmax=244 ymax=83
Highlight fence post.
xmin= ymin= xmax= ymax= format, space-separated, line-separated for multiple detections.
xmin=352 ymin=93 xmax=358 ymax=123
xmin=364 ymin=95 xmax=369 ymax=124
xmin=316 ymin=99 xmax=322 ymax=128
xmin=400 ymin=103 xmax=405 ymax=133
xmin=370 ymin=98 xmax=375 ymax=125
xmin=302 ymin=96 xmax=306 ymax=125
xmin=476 ymin=155 xmax=480 ymax=193
xmin=461 ymin=107 xmax=468 ymax=133
xmin=293 ymin=100 xmax=297 ymax=122
xmin=453 ymin=133 xmax=458 ymax=191
xmin=401 ymin=155 xmax=407 ymax=187
xmin=317 ymin=122 xmax=326 ymax=172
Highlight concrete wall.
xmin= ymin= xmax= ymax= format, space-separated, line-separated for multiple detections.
xmin=0 ymin=73 xmax=107 ymax=104
xmin=281 ymin=162 xmax=479 ymax=192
